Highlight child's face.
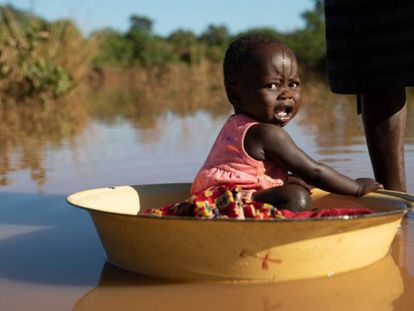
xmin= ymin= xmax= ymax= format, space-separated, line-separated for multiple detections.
xmin=232 ymin=43 xmax=301 ymax=127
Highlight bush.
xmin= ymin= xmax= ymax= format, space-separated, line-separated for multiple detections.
xmin=0 ymin=5 xmax=96 ymax=103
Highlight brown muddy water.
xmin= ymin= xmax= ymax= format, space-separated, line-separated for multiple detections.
xmin=1 ymin=80 xmax=414 ymax=310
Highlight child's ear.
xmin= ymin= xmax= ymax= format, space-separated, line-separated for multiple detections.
xmin=227 ymin=85 xmax=241 ymax=108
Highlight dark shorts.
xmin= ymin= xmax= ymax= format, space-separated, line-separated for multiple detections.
xmin=324 ymin=0 xmax=414 ymax=94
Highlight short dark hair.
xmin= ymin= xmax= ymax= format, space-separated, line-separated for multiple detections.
xmin=223 ymin=33 xmax=284 ymax=103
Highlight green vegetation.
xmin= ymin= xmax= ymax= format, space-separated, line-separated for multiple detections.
xmin=0 ymin=0 xmax=325 ymax=103
xmin=285 ymin=0 xmax=326 ymax=69
xmin=92 ymin=0 xmax=325 ymax=69
xmin=0 ymin=5 xmax=97 ymax=103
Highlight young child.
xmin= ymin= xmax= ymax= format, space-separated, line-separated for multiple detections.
xmin=191 ymin=33 xmax=383 ymax=213
xmin=144 ymin=33 xmax=382 ymax=219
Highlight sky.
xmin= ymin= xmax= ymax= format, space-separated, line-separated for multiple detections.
xmin=0 ymin=0 xmax=314 ymax=36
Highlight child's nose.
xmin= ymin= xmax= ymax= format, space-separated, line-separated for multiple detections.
xmin=278 ymin=88 xmax=293 ymax=100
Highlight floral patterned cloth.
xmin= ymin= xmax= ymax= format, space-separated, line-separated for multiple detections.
xmin=143 ymin=184 xmax=373 ymax=220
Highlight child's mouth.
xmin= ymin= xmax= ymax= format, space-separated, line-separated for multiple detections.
xmin=274 ymin=105 xmax=293 ymax=122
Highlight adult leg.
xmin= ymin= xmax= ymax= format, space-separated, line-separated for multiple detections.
xmin=252 ymin=184 xmax=312 ymax=212
xmin=361 ymin=87 xmax=407 ymax=191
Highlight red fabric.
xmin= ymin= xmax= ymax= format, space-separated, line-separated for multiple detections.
xmin=143 ymin=184 xmax=373 ymax=219
xmin=280 ymin=208 xmax=373 ymax=219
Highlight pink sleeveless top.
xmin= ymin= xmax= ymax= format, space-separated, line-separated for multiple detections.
xmin=191 ymin=114 xmax=287 ymax=193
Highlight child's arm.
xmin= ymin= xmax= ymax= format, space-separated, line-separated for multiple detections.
xmin=244 ymin=123 xmax=383 ymax=196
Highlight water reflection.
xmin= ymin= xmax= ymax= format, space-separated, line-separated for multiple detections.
xmin=0 ymin=69 xmax=413 ymax=191
xmin=298 ymin=81 xmax=414 ymax=148
xmin=74 ymin=255 xmax=403 ymax=311
xmin=392 ymin=219 xmax=414 ymax=308
xmin=0 ymin=100 xmax=89 ymax=189
xmin=89 ymin=65 xmax=230 ymax=129
xmin=70 ymin=219 xmax=414 ymax=311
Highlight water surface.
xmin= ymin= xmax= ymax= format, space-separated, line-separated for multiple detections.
xmin=1 ymin=80 xmax=413 ymax=310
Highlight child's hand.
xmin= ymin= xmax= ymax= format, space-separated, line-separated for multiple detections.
xmin=354 ymin=178 xmax=384 ymax=197
xmin=288 ymin=175 xmax=313 ymax=193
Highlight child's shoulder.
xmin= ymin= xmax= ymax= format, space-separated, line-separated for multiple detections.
xmin=247 ymin=122 xmax=289 ymax=142
xmin=244 ymin=122 xmax=291 ymax=161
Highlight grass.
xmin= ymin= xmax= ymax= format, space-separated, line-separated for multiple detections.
xmin=0 ymin=6 xmax=98 ymax=104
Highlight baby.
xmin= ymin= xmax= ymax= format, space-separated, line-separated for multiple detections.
xmin=191 ymin=33 xmax=383 ymax=212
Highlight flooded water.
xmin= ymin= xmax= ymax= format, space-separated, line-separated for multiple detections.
xmin=1 ymin=76 xmax=414 ymax=310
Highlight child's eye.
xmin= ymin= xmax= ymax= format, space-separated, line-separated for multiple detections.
xmin=268 ymin=83 xmax=279 ymax=90
xmin=289 ymin=81 xmax=299 ymax=88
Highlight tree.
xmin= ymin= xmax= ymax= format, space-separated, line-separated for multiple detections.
xmin=91 ymin=28 xmax=133 ymax=66
xmin=234 ymin=27 xmax=284 ymax=41
xmin=199 ymin=24 xmax=230 ymax=47
xmin=168 ymin=29 xmax=198 ymax=63
xmin=125 ymin=15 xmax=177 ymax=65
xmin=129 ymin=15 xmax=153 ymax=34
xmin=284 ymin=0 xmax=326 ymax=69
xmin=199 ymin=24 xmax=231 ymax=63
